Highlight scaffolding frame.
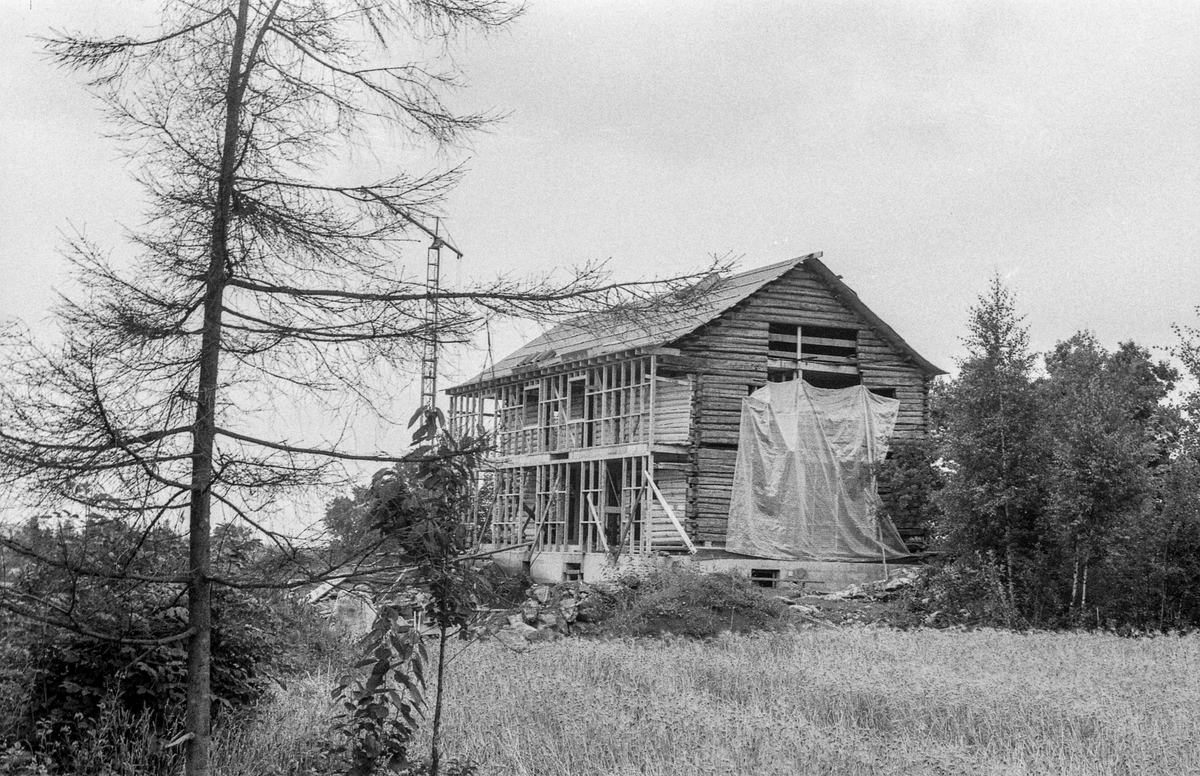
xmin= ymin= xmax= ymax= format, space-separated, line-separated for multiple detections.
xmin=450 ymin=354 xmax=694 ymax=556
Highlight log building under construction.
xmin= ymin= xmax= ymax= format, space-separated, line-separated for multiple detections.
xmin=446 ymin=253 xmax=944 ymax=584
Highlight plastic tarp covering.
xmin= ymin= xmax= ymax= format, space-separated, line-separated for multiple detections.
xmin=726 ymin=381 xmax=910 ymax=561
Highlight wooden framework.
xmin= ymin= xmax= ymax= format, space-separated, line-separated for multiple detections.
xmin=450 ymin=354 xmax=694 ymax=557
xmin=448 ymin=255 xmax=944 ymax=559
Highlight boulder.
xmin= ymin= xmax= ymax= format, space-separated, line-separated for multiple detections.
xmin=527 ymin=627 xmax=561 ymax=643
xmin=330 ymin=591 xmax=376 ymax=637
xmin=529 ymin=584 xmax=552 ymax=605
xmin=494 ymin=623 xmax=538 ymax=652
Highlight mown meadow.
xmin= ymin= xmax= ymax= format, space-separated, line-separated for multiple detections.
xmin=221 ymin=627 xmax=1200 ymax=776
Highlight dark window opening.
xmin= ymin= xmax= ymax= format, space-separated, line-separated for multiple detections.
xmin=767 ymin=368 xmax=797 ymax=383
xmin=802 ymin=325 xmax=858 ymax=341
xmin=563 ymin=562 xmax=583 ymax=582
xmin=750 ymin=568 xmax=781 ymax=588
xmin=869 ymin=387 xmax=896 ymax=399
xmin=522 ymin=388 xmax=540 ymax=427
xmin=768 ymin=322 xmax=799 ymax=356
xmin=803 ymin=341 xmax=857 ymax=358
xmin=565 ymin=464 xmax=580 ymax=544
xmin=800 ymin=326 xmax=858 ymax=365
xmin=802 ymin=370 xmax=861 ymax=389
xmin=569 ymin=378 xmax=587 ymax=420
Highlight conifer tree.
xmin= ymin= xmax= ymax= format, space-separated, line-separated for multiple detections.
xmin=935 ymin=276 xmax=1046 ymax=611
xmin=0 ymin=4 xmax=712 ymax=773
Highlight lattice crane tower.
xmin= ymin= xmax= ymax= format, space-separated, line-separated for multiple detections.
xmin=417 ymin=218 xmax=462 ymax=416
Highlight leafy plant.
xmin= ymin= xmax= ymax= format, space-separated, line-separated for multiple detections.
xmin=876 ymin=436 xmax=943 ymax=551
xmin=1 ymin=517 xmax=320 ymax=769
xmin=900 ymin=555 xmax=1020 ymax=628
xmin=329 ymin=415 xmax=496 ymax=776
xmin=330 ymin=604 xmax=428 ymax=776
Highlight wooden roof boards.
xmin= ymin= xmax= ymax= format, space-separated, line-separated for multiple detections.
xmin=448 ymin=252 xmax=945 ymax=393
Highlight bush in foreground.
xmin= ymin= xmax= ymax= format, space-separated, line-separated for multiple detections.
xmin=0 ymin=518 xmax=344 ymax=774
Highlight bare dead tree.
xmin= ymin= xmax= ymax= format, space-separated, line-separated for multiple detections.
xmin=0 ymin=2 xmax=720 ymax=774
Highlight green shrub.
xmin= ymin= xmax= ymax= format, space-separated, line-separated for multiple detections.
xmin=900 ymin=556 xmax=1018 ymax=628
xmin=1 ymin=517 xmax=338 ymax=772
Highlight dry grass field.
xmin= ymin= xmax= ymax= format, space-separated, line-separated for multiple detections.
xmin=425 ymin=629 xmax=1200 ymax=775
xmin=226 ymin=627 xmax=1200 ymax=776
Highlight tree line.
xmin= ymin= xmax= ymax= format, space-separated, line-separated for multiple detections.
xmin=883 ymin=277 xmax=1200 ymax=630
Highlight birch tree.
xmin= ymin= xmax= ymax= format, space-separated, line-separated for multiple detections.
xmin=1042 ymin=335 xmax=1176 ymax=618
xmin=0 ymin=3 xmax=712 ymax=773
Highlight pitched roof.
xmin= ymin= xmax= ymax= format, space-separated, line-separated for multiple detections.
xmin=449 ymin=252 xmax=944 ymax=391
xmin=802 ymin=258 xmax=945 ymax=376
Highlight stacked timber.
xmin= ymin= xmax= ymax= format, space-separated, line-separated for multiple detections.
xmin=652 ymin=376 xmax=693 ymax=445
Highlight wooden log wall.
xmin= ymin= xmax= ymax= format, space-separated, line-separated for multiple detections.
xmin=672 ymin=264 xmax=932 ymax=545
xmin=652 ymin=375 xmax=692 ymax=446
xmin=646 ymin=465 xmax=689 ymax=550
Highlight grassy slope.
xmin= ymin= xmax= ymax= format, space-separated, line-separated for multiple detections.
xmin=412 ymin=629 xmax=1200 ymax=776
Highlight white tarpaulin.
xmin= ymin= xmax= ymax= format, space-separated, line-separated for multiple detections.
xmin=726 ymin=381 xmax=910 ymax=562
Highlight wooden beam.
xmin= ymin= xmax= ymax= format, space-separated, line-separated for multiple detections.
xmin=585 ymin=497 xmax=609 ymax=553
xmin=644 ymin=467 xmax=697 ymax=554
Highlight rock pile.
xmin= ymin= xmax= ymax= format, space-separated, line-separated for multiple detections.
xmin=822 ymin=565 xmax=921 ymax=601
xmin=493 ymin=581 xmax=612 ymax=651
xmin=770 ymin=566 xmax=924 ymax=627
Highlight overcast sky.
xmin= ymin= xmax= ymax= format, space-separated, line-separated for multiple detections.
xmin=3 ymin=0 xmax=1199 ymax=415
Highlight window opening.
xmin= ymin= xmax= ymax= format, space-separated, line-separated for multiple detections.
xmin=800 ymin=325 xmax=858 ymax=360
xmin=798 ymin=325 xmax=859 ymax=386
xmin=604 ymin=459 xmax=622 ymax=547
xmin=569 ymin=378 xmax=587 ymax=420
xmin=768 ymin=323 xmax=800 ymax=382
xmin=749 ymin=568 xmax=781 ymax=588
xmin=566 ymin=463 xmax=581 ymax=545
xmin=522 ymin=386 xmax=540 ymax=427
xmin=768 ymin=322 xmax=798 ymax=356
xmin=802 ymin=371 xmax=861 ymax=389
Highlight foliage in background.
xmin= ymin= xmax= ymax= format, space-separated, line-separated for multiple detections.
xmin=924 ymin=277 xmax=1200 ymax=631
xmin=898 ymin=554 xmax=1018 ymax=628
xmin=0 ymin=517 xmax=330 ymax=773
xmin=931 ymin=275 xmax=1047 ymax=619
xmin=1040 ymin=335 xmax=1178 ymax=621
xmin=875 ymin=436 xmax=943 ymax=552
xmin=1172 ymin=308 xmax=1200 ymax=454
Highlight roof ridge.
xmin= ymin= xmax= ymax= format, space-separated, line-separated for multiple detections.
xmin=446 ymin=250 xmax=946 ymax=391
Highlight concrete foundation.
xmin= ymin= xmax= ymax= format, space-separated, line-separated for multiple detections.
xmin=482 ymin=545 xmax=914 ymax=593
